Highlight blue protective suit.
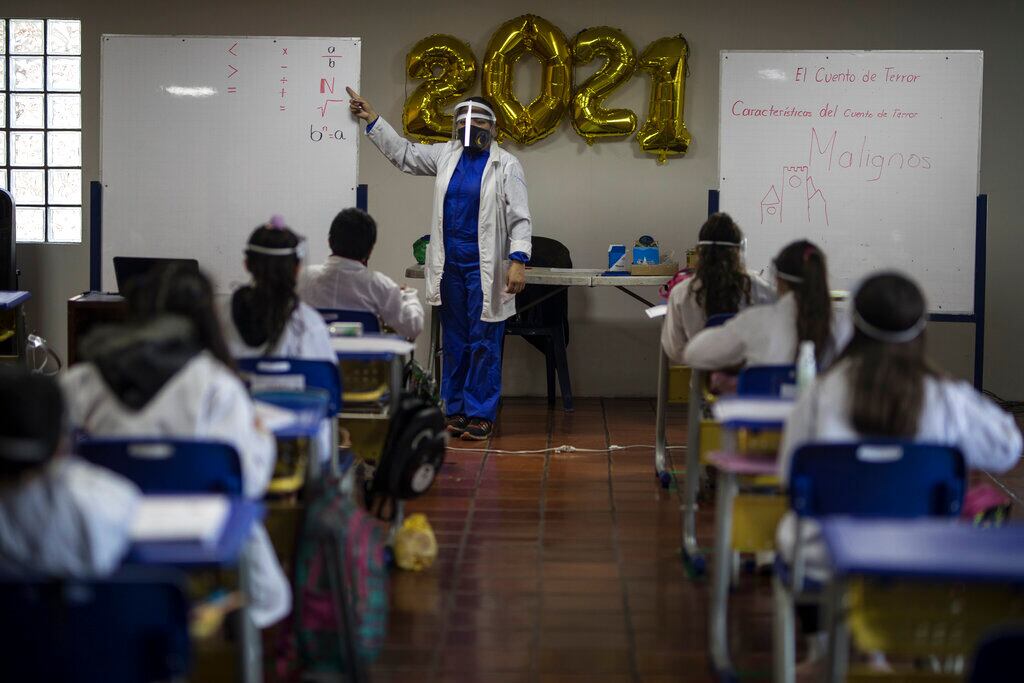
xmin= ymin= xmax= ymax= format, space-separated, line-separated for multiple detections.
xmin=440 ymin=149 xmax=505 ymax=420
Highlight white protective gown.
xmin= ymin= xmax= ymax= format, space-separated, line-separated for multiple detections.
xmin=660 ymin=272 xmax=776 ymax=365
xmin=365 ymin=116 xmax=532 ymax=323
xmin=298 ymin=256 xmax=425 ymax=340
xmin=775 ymin=360 xmax=1023 ymax=581
xmin=0 ymin=456 xmax=141 ymax=576
xmin=61 ymin=351 xmax=291 ymax=627
xmin=683 ymin=292 xmax=851 ymax=371
xmin=220 ymin=298 xmax=336 ymax=363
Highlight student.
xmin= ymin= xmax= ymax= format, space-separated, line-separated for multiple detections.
xmin=223 ymin=219 xmax=336 ymax=362
xmin=0 ymin=367 xmax=140 ymax=576
xmin=775 ymin=272 xmax=1021 ymax=675
xmin=684 ymin=239 xmax=849 ymax=371
xmin=776 ymin=271 xmax=1022 ymax=579
xmin=298 ymin=207 xmax=425 ymax=340
xmin=61 ymin=265 xmax=291 ymax=628
xmin=661 ymin=213 xmax=774 ymax=364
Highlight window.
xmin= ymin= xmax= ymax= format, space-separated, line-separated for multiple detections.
xmin=2 ymin=18 xmax=82 ymax=243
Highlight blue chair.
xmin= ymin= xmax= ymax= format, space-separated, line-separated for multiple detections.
xmin=77 ymin=438 xmax=244 ymax=494
xmin=772 ymin=442 xmax=966 ymax=683
xmin=969 ymin=628 xmax=1024 ymax=682
xmin=737 ymin=364 xmax=797 ymax=397
xmin=238 ymin=357 xmax=343 ymax=416
xmin=0 ymin=569 xmax=190 ymax=682
xmin=318 ymin=308 xmax=381 ymax=333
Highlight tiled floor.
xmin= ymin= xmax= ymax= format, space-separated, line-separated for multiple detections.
xmin=370 ymin=397 xmax=1024 ymax=683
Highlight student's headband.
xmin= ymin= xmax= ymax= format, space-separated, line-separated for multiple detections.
xmin=696 ymin=240 xmax=742 ymax=248
xmin=247 ymin=217 xmax=307 ymax=259
xmin=849 ymin=271 xmax=928 ymax=343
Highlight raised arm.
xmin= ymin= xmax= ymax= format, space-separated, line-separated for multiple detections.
xmin=348 ymin=86 xmax=442 ymax=176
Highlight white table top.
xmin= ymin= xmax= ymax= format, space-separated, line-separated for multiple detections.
xmin=404 ymin=264 xmax=665 ymax=287
xmin=331 ymin=335 xmax=415 ymax=356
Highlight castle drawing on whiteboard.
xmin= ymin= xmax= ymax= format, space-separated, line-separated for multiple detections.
xmin=760 ymin=163 xmax=829 ymax=226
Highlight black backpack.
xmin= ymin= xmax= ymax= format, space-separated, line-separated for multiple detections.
xmin=364 ymin=393 xmax=446 ymax=520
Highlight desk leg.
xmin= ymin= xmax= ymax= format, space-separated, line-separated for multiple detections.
xmin=390 ymin=355 xmax=404 ymax=416
xmin=239 ymin=541 xmax=264 ymax=683
xmin=824 ymin=578 xmax=850 ymax=683
xmin=681 ymin=370 xmax=704 ymax=573
xmin=655 ymin=351 xmax=670 ymax=488
xmin=709 ymin=469 xmax=738 ymax=678
xmin=614 ymin=286 xmax=657 ymax=308
xmin=429 ymin=305 xmax=441 ymax=387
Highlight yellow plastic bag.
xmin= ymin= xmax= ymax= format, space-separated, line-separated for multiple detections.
xmin=393 ymin=513 xmax=438 ymax=572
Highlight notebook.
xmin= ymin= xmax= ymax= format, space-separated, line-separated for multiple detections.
xmin=130 ymin=494 xmax=230 ymax=546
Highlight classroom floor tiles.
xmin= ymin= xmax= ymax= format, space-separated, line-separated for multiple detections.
xmin=372 ymin=398 xmax=1024 ymax=682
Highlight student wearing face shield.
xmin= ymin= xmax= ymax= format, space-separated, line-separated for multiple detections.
xmin=346 ymin=88 xmax=532 ymax=440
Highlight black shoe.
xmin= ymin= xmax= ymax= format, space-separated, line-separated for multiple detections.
xmin=461 ymin=418 xmax=493 ymax=441
xmin=445 ymin=414 xmax=468 ymax=436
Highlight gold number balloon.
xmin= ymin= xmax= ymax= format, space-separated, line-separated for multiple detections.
xmin=482 ymin=14 xmax=571 ymax=146
xmin=403 ymin=34 xmax=477 ymax=143
xmin=636 ymin=35 xmax=693 ymax=164
xmin=570 ymin=27 xmax=637 ymax=145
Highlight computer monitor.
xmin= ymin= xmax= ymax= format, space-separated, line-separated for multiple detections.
xmin=112 ymin=257 xmax=200 ymax=294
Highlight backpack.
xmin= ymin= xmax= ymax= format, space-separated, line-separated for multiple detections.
xmin=276 ymin=475 xmax=388 ymax=682
xmin=365 ymin=393 xmax=447 ymax=521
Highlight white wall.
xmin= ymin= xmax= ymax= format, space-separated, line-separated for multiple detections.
xmin=11 ymin=0 xmax=1020 ymax=397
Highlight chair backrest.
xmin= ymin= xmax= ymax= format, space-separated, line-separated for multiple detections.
xmin=511 ymin=236 xmax=573 ymax=333
xmin=705 ymin=312 xmax=733 ymax=328
xmin=238 ymin=357 xmax=343 ymax=415
xmin=77 ymin=438 xmax=244 ymax=494
xmin=737 ymin=365 xmax=796 ymax=397
xmin=789 ymin=442 xmax=966 ymax=518
xmin=318 ymin=308 xmax=381 ymax=333
xmin=0 ymin=570 xmax=190 ymax=682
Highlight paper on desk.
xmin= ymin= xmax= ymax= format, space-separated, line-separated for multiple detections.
xmin=254 ymin=400 xmax=300 ymax=433
xmin=646 ymin=304 xmax=667 ymax=318
xmin=331 ymin=335 xmax=415 ymax=355
xmin=131 ymin=495 xmax=230 ymax=545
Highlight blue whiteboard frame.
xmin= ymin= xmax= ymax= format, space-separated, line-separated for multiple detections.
xmin=707 ymin=189 xmax=987 ymax=390
xmin=90 ymin=181 xmax=370 ymax=290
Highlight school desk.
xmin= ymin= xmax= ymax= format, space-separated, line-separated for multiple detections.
xmin=126 ymin=497 xmax=266 ymax=683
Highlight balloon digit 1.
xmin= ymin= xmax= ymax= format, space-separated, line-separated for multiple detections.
xmin=482 ymin=14 xmax=572 ymax=146
xmin=636 ymin=35 xmax=693 ymax=164
xmin=403 ymin=34 xmax=477 ymax=143
xmin=571 ymin=27 xmax=638 ymax=145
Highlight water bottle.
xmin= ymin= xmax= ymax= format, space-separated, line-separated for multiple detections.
xmin=796 ymin=341 xmax=817 ymax=394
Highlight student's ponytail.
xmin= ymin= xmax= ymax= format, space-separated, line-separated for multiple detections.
xmin=233 ymin=224 xmax=303 ymax=354
xmin=773 ymin=240 xmax=833 ymax=365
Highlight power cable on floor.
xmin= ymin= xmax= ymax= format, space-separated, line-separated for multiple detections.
xmin=446 ymin=443 xmax=687 ymax=455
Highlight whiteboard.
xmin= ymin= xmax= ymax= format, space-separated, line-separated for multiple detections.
xmin=101 ymin=35 xmax=360 ymax=292
xmin=719 ymin=51 xmax=982 ymax=313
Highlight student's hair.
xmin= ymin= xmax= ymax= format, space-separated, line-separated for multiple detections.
xmin=773 ymin=240 xmax=833 ymax=364
xmin=234 ymin=224 xmax=302 ymax=352
xmin=836 ymin=272 xmax=938 ymax=437
xmin=0 ymin=367 xmax=63 ymax=482
xmin=329 ymin=208 xmax=377 ymax=261
xmin=128 ymin=264 xmax=237 ymax=371
xmin=691 ymin=213 xmax=752 ymax=317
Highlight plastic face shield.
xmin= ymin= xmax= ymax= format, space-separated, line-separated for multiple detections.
xmin=452 ymin=100 xmax=497 ymax=148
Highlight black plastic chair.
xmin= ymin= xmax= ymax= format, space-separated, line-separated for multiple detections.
xmin=504 ymin=236 xmax=573 ymax=411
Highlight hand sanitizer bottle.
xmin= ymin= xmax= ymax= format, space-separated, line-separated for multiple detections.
xmin=796 ymin=341 xmax=817 ymax=394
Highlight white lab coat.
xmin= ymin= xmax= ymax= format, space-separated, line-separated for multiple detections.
xmin=220 ymin=298 xmax=336 ymax=363
xmin=365 ymin=117 xmax=532 ymax=323
xmin=775 ymin=360 xmax=1023 ymax=581
xmin=298 ymin=256 xmax=425 ymax=339
xmin=61 ymin=351 xmax=291 ymax=627
xmin=0 ymin=456 xmax=141 ymax=576
xmin=660 ymin=272 xmax=776 ymax=365
xmin=683 ymin=293 xmax=851 ymax=370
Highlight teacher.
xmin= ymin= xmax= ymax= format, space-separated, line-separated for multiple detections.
xmin=347 ymin=88 xmax=532 ymax=441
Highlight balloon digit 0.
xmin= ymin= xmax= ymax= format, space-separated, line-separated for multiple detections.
xmin=403 ymin=34 xmax=477 ymax=143
xmin=570 ymin=27 xmax=638 ymax=145
xmin=636 ymin=35 xmax=693 ymax=164
xmin=482 ymin=14 xmax=572 ymax=146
